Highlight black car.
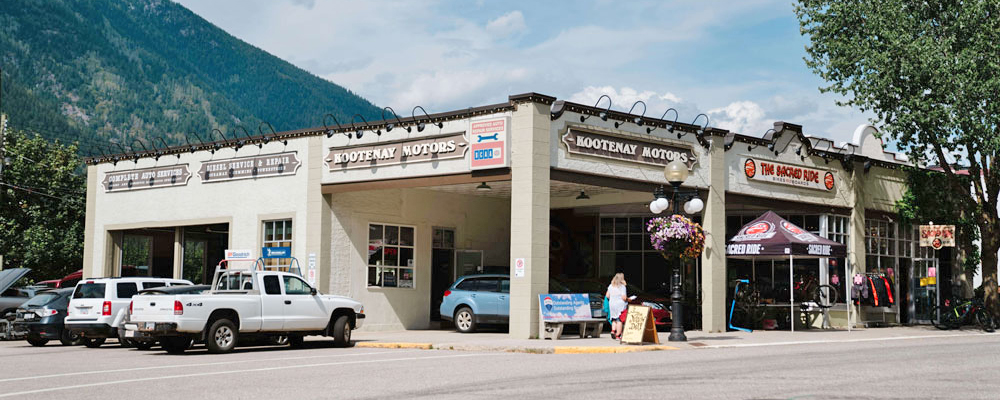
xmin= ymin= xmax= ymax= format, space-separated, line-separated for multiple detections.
xmin=12 ymin=288 xmax=80 ymax=346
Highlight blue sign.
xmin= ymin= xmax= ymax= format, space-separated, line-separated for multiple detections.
xmin=262 ymin=246 xmax=291 ymax=259
xmin=538 ymin=293 xmax=592 ymax=321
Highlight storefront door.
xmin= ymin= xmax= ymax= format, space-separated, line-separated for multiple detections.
xmin=430 ymin=228 xmax=456 ymax=321
xmin=910 ymin=258 xmax=940 ymax=323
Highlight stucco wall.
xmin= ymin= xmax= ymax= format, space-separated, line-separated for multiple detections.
xmin=328 ymin=187 xmax=511 ymax=331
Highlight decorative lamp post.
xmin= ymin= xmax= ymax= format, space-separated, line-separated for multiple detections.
xmin=648 ymin=159 xmax=705 ymax=342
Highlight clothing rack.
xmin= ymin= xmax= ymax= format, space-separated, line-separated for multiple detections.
xmin=855 ymin=269 xmax=900 ymax=328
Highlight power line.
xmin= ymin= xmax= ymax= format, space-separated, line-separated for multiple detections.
xmin=0 ymin=181 xmax=84 ymax=204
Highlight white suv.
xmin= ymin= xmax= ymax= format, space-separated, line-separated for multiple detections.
xmin=65 ymin=277 xmax=192 ymax=347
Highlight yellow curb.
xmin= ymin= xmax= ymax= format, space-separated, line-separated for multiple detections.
xmin=552 ymin=345 xmax=679 ymax=354
xmin=355 ymin=342 xmax=433 ymax=350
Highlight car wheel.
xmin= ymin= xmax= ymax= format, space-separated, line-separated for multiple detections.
xmin=59 ymin=329 xmax=83 ymax=346
xmin=134 ymin=341 xmax=155 ymax=351
xmin=331 ymin=315 xmax=352 ymax=347
xmin=27 ymin=336 xmax=49 ymax=347
xmin=206 ymin=319 xmax=238 ymax=354
xmin=455 ymin=307 xmax=477 ymax=333
xmin=83 ymin=337 xmax=106 ymax=348
xmin=288 ymin=334 xmax=305 ymax=348
xmin=162 ymin=337 xmax=190 ymax=354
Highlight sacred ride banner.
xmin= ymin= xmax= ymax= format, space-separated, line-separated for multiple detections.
xmin=326 ymin=132 xmax=469 ymax=171
xmin=103 ymin=165 xmax=191 ymax=192
xmin=726 ymin=211 xmax=846 ymax=258
xmin=198 ymin=152 xmax=301 ymax=183
xmin=560 ymin=128 xmax=697 ymax=170
xmin=743 ymin=158 xmax=835 ymax=191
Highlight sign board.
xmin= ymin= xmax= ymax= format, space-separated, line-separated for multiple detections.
xmin=326 ymin=132 xmax=469 ymax=171
xmin=561 ymin=128 xmax=697 ymax=170
xmin=621 ymin=305 xmax=660 ymax=345
xmin=261 ymin=246 xmax=291 ymax=259
xmin=469 ymin=117 xmax=509 ymax=170
xmin=224 ymin=249 xmax=254 ymax=261
xmin=514 ymin=258 xmax=525 ymax=278
xmin=307 ymin=253 xmax=317 ymax=285
xmin=919 ymin=225 xmax=955 ymax=250
xmin=103 ymin=165 xmax=191 ymax=192
xmin=743 ymin=158 xmax=834 ymax=191
xmin=199 ymin=152 xmax=301 ymax=183
xmin=538 ymin=294 xmax=592 ymax=321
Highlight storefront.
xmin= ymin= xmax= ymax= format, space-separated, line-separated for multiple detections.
xmin=82 ymin=92 xmax=955 ymax=338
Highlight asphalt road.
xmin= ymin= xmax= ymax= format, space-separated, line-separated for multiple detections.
xmin=0 ymin=333 xmax=997 ymax=399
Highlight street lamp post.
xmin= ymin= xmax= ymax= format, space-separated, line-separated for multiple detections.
xmin=649 ymin=160 xmax=704 ymax=342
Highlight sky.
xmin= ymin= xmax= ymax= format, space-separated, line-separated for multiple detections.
xmin=175 ymin=0 xmax=874 ymax=145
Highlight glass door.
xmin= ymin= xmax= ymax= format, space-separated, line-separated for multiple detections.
xmin=455 ymin=250 xmax=484 ymax=280
xmin=910 ymin=258 xmax=940 ymax=323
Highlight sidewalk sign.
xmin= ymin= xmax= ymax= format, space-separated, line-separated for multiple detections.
xmin=621 ymin=305 xmax=659 ymax=345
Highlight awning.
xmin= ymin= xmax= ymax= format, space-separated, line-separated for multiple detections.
xmin=725 ymin=211 xmax=846 ymax=259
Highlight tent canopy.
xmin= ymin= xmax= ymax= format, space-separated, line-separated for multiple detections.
xmin=725 ymin=211 xmax=846 ymax=260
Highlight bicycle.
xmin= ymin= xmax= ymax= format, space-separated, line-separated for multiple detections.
xmin=931 ymin=297 xmax=996 ymax=332
xmin=774 ymin=274 xmax=840 ymax=308
xmin=731 ymin=281 xmax=766 ymax=330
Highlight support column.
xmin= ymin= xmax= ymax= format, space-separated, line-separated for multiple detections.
xmin=700 ymin=134 xmax=727 ymax=332
xmin=509 ymin=101 xmax=550 ymax=339
xmin=83 ymin=165 xmax=99 ymax=278
xmin=848 ymin=168 xmax=867 ymax=327
xmin=173 ymin=227 xmax=183 ymax=279
xmin=305 ymin=136 xmax=331 ymax=293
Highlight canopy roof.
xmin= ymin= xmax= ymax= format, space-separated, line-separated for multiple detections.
xmin=725 ymin=211 xmax=846 ymax=260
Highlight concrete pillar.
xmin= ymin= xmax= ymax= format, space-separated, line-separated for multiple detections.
xmin=848 ymin=167 xmax=867 ymax=327
xmin=83 ymin=165 xmax=98 ymax=278
xmin=700 ymin=134 xmax=727 ymax=332
xmin=305 ymin=136 xmax=332 ymax=293
xmin=508 ymin=101 xmax=550 ymax=339
xmin=173 ymin=227 xmax=183 ymax=279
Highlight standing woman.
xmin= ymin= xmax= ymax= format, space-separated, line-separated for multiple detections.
xmin=606 ymin=273 xmax=628 ymax=340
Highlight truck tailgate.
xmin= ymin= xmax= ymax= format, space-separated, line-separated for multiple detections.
xmin=129 ymin=295 xmax=179 ymax=322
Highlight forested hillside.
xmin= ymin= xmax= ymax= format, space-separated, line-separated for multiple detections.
xmin=0 ymin=0 xmax=381 ymax=154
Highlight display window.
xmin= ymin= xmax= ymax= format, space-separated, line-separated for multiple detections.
xmin=368 ymin=223 xmax=415 ymax=288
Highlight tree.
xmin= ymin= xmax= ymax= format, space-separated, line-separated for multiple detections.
xmin=796 ymin=0 xmax=1000 ymax=313
xmin=0 ymin=124 xmax=86 ymax=280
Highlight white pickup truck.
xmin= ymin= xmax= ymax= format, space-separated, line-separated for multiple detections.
xmin=127 ymin=267 xmax=364 ymax=354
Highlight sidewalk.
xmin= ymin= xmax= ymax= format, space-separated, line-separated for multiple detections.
xmin=351 ymin=326 xmax=998 ymax=354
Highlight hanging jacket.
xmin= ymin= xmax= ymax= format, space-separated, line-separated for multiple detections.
xmin=881 ymin=276 xmax=895 ymax=306
xmin=867 ymin=276 xmax=881 ymax=307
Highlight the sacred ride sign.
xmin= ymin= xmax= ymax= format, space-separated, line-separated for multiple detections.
xmin=919 ymin=225 xmax=955 ymax=250
xmin=561 ymin=128 xmax=697 ymax=170
xmin=743 ymin=158 xmax=835 ymax=191
xmin=199 ymin=152 xmax=301 ymax=183
xmin=326 ymin=132 xmax=469 ymax=170
xmin=103 ymin=165 xmax=191 ymax=192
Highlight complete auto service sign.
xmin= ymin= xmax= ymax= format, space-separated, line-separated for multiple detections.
xmin=743 ymin=158 xmax=834 ymax=191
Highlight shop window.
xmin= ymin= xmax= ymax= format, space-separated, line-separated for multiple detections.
xmin=368 ymin=223 xmax=416 ymax=288
xmin=183 ymin=240 xmax=206 ymax=284
xmin=826 ymin=215 xmax=849 ymax=244
xmin=263 ymin=219 xmax=293 ymax=270
xmin=121 ymin=235 xmax=152 ymax=277
xmin=599 ymin=216 xmax=695 ymax=291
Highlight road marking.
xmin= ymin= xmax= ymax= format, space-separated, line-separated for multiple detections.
xmin=698 ymin=331 xmax=999 ymax=349
xmin=0 ymin=352 xmax=503 ymax=398
xmin=0 ymin=350 xmax=415 ymax=383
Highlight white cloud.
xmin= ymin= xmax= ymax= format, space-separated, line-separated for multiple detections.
xmin=486 ymin=11 xmax=526 ymax=38
xmin=708 ymin=101 xmax=770 ymax=136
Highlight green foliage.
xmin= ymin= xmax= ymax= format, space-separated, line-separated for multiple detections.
xmin=895 ymin=167 xmax=980 ymax=275
xmin=797 ymin=0 xmax=1000 ymax=298
xmin=0 ymin=0 xmax=382 ymax=154
xmin=0 ymin=125 xmax=85 ymax=279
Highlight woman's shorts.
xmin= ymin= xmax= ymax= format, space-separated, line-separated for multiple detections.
xmin=610 ymin=317 xmax=620 ymax=322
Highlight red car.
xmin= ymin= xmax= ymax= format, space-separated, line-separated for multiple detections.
xmin=37 ymin=270 xmax=83 ymax=289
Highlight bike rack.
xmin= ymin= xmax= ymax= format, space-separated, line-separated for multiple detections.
xmin=728 ymin=279 xmax=753 ymax=332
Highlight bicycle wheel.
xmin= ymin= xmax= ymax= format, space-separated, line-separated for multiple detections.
xmin=975 ymin=310 xmax=996 ymax=333
xmin=812 ymin=284 xmax=839 ymax=308
xmin=930 ymin=306 xmax=953 ymax=330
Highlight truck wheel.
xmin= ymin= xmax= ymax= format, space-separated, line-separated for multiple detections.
xmin=206 ymin=319 xmax=238 ymax=354
xmin=59 ymin=329 xmax=83 ymax=346
xmin=162 ymin=337 xmax=190 ymax=354
xmin=332 ymin=315 xmax=352 ymax=347
xmin=455 ymin=307 xmax=477 ymax=333
xmin=27 ymin=336 xmax=49 ymax=346
xmin=288 ymin=334 xmax=304 ymax=348
xmin=83 ymin=337 xmax=106 ymax=348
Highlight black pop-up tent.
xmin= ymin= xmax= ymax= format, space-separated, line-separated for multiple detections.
xmin=726 ymin=211 xmax=847 ymax=331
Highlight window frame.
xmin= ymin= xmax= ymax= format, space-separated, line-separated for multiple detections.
xmin=367 ymin=222 xmax=417 ymax=289
xmin=262 ymin=219 xmax=294 ymax=271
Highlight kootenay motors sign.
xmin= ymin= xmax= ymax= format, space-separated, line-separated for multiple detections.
xmin=103 ymin=165 xmax=191 ymax=192
xmin=560 ymin=128 xmax=697 ymax=169
xmin=199 ymin=152 xmax=301 ymax=182
xmin=326 ymin=132 xmax=469 ymax=170
xmin=743 ymin=158 xmax=835 ymax=191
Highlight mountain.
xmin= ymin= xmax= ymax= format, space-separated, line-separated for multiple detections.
xmin=0 ymin=0 xmax=381 ymax=155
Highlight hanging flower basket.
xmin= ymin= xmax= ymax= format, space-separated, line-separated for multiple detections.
xmin=647 ymin=215 xmax=706 ymax=262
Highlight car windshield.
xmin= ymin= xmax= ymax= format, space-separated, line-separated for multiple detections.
xmin=73 ymin=283 xmax=106 ymax=299
xmin=22 ymin=292 xmax=59 ymax=307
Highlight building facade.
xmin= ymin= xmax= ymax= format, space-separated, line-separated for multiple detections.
xmin=83 ymin=93 xmax=950 ymax=338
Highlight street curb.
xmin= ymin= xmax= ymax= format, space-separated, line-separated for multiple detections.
xmin=552 ymin=345 xmax=679 ymax=354
xmin=355 ymin=342 xmax=433 ymax=350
